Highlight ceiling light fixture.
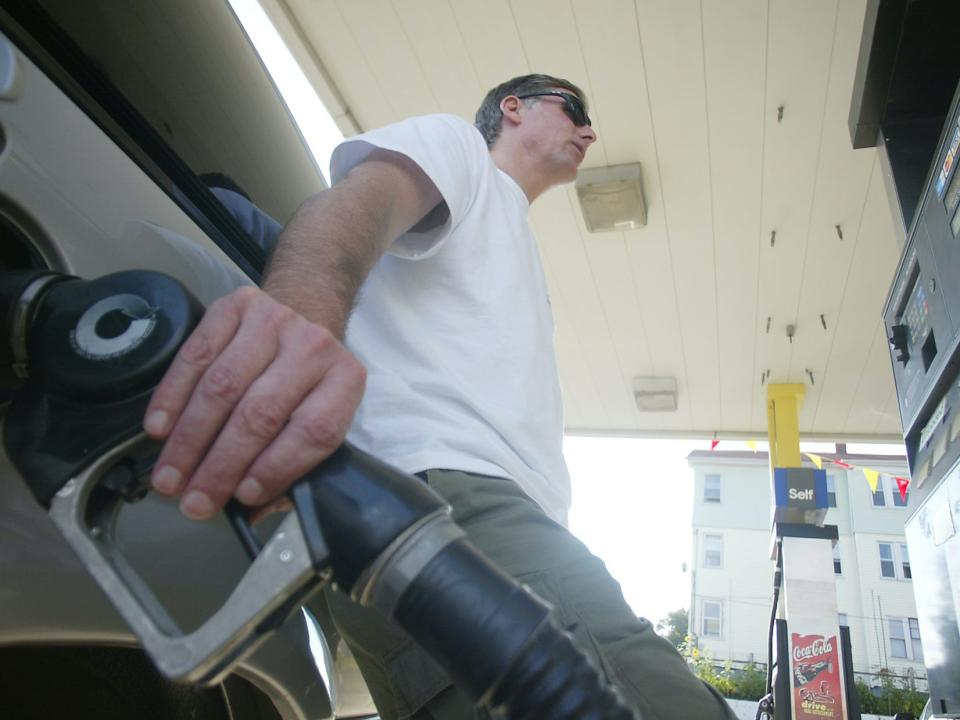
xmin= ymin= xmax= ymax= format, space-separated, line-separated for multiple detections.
xmin=576 ymin=163 xmax=647 ymax=232
xmin=633 ymin=376 xmax=677 ymax=412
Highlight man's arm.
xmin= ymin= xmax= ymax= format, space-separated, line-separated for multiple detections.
xmin=144 ymin=150 xmax=441 ymax=519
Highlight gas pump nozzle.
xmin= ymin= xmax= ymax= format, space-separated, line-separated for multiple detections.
xmin=1 ymin=269 xmax=637 ymax=719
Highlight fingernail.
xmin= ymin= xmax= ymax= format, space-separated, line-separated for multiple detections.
xmin=145 ymin=410 xmax=169 ymax=435
xmin=181 ymin=491 xmax=214 ymax=519
xmin=236 ymin=477 xmax=264 ymax=505
xmin=152 ymin=466 xmax=181 ymax=494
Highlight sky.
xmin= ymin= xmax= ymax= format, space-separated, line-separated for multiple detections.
xmin=565 ymin=436 xmax=706 ymax=625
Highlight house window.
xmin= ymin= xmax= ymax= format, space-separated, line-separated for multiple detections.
xmin=704 ymin=474 xmax=721 ymax=503
xmin=872 ymin=476 xmax=886 ymax=507
xmin=826 ymin=474 xmax=837 ymax=508
xmin=702 ymin=600 xmax=722 ymax=637
xmin=890 ymin=618 xmax=908 ymax=658
xmin=838 ymin=613 xmax=848 ymax=627
xmin=832 ymin=542 xmax=842 ymax=575
xmin=900 ymin=543 xmax=911 ymax=579
xmin=879 ymin=542 xmax=911 ymax=580
xmin=888 ymin=617 xmax=924 ymax=662
xmin=704 ymin=534 xmax=723 ymax=568
xmin=893 ymin=484 xmax=909 ymax=507
xmin=909 ymin=618 xmax=923 ymax=662
xmin=873 ymin=476 xmax=910 ymax=508
xmin=879 ymin=543 xmax=896 ymax=578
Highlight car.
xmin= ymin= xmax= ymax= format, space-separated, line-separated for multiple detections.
xmin=0 ymin=1 xmax=376 ymax=717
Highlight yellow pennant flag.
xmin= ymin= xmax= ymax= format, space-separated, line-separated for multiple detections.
xmin=746 ymin=440 xmax=758 ymax=453
xmin=805 ymin=453 xmax=823 ymax=470
xmin=863 ymin=468 xmax=879 ymax=494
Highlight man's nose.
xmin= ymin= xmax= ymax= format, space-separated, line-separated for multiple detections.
xmin=580 ymin=125 xmax=597 ymax=145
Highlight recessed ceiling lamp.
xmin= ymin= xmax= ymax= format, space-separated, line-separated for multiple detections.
xmin=576 ymin=162 xmax=647 ymax=232
xmin=633 ymin=376 xmax=677 ymax=412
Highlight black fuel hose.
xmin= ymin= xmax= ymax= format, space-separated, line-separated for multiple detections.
xmin=396 ymin=537 xmax=635 ymax=719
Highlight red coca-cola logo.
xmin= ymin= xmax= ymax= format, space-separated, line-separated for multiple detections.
xmin=793 ymin=637 xmax=833 ymax=662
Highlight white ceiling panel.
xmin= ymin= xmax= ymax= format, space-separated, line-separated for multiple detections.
xmin=754 ymin=0 xmax=839 ymax=431
xmin=447 ymin=0 xmax=530 ymax=89
xmin=788 ymin=0 xmax=878 ymax=432
xmin=392 ymin=0 xmax=485 ymax=119
xmin=813 ymin=157 xmax=902 ymax=432
xmin=702 ymin=0 xmax=767 ymax=431
xmin=635 ymin=0 xmax=721 ymax=430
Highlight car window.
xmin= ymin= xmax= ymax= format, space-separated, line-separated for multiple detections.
xmin=2 ymin=0 xmax=325 ymax=278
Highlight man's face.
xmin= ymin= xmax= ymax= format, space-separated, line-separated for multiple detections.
xmin=516 ymin=88 xmax=597 ymax=182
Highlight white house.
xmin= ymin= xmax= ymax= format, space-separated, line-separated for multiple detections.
xmin=687 ymin=447 xmax=925 ymax=688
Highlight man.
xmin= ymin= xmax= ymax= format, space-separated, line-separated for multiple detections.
xmin=145 ymin=74 xmax=735 ymax=719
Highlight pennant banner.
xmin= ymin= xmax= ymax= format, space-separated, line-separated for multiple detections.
xmin=746 ymin=440 xmax=758 ymax=453
xmin=710 ymin=439 xmax=720 ymax=451
xmin=833 ymin=460 xmax=852 ymax=469
xmin=863 ymin=468 xmax=879 ymax=494
xmin=895 ymin=476 xmax=910 ymax=502
xmin=805 ymin=452 xmax=823 ymax=470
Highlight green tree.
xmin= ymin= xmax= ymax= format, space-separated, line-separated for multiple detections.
xmin=680 ymin=638 xmax=766 ymax=702
xmin=854 ymin=671 xmax=927 ymax=717
xmin=655 ymin=608 xmax=689 ymax=650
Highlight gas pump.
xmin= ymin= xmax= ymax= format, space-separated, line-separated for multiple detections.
xmin=758 ymin=385 xmax=860 ymax=720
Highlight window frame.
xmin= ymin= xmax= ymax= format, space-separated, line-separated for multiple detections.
xmin=889 ymin=617 xmax=908 ymax=658
xmin=878 ymin=541 xmax=911 ymax=580
xmin=703 ymin=533 xmax=723 ymax=569
xmin=888 ymin=617 xmax=923 ymax=662
xmin=900 ymin=543 xmax=911 ymax=579
xmin=909 ymin=617 xmax=923 ymax=662
xmin=879 ymin=542 xmax=896 ymax=578
xmin=872 ymin=476 xmax=910 ymax=508
xmin=701 ymin=599 xmax=723 ymax=638
xmin=0 ymin=1 xmax=295 ymax=283
xmin=703 ymin=473 xmax=722 ymax=504
xmin=872 ymin=476 xmax=887 ymax=507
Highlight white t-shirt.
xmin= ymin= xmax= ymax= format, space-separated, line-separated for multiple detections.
xmin=330 ymin=114 xmax=571 ymax=525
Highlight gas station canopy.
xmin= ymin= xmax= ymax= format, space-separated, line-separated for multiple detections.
xmin=260 ymin=0 xmax=917 ymax=442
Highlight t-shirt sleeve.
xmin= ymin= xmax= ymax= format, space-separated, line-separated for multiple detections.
xmin=329 ymin=114 xmax=487 ymax=259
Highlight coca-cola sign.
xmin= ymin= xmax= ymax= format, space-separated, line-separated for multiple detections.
xmin=793 ymin=636 xmax=833 ymax=661
xmin=791 ymin=632 xmax=845 ymax=720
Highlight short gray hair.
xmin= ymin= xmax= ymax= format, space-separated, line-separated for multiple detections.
xmin=474 ymin=73 xmax=588 ymax=148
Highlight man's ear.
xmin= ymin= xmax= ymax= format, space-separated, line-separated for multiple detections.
xmin=500 ymin=95 xmax=523 ymax=127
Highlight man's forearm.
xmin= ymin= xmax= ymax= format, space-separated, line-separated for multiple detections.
xmin=263 ymin=179 xmax=395 ymax=338
xmin=263 ymin=153 xmax=440 ymax=338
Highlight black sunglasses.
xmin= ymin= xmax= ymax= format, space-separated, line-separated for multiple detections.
xmin=515 ymin=92 xmax=592 ymax=127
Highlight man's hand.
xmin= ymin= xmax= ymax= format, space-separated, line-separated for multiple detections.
xmin=144 ymin=286 xmax=366 ymax=519
xmin=145 ymin=147 xmax=440 ymax=520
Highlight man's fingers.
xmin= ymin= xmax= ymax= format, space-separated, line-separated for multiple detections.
xmin=145 ymin=285 xmax=366 ymax=522
xmin=149 ymin=290 xmax=287 ymax=497
xmin=175 ymin=320 xmax=344 ymax=517
xmin=144 ymin=288 xmax=254 ymax=439
xmin=235 ymin=354 xmax=366 ymax=507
